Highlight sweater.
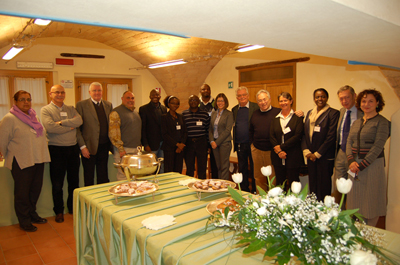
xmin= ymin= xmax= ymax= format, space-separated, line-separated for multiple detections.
xmin=249 ymin=107 xmax=281 ymax=151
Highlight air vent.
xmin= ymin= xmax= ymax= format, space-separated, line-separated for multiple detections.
xmin=60 ymin=53 xmax=105 ymax=59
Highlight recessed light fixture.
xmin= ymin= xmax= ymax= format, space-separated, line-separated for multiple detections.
xmin=34 ymin=19 xmax=52 ymax=26
xmin=2 ymin=46 xmax=24 ymax=60
xmin=236 ymin=44 xmax=264 ymax=52
xmin=148 ymin=59 xmax=187 ymax=69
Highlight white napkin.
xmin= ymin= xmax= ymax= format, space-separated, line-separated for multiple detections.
xmin=141 ymin=215 xmax=176 ymax=230
xmin=178 ymin=179 xmax=196 ymax=186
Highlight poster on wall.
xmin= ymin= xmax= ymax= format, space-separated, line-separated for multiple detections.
xmin=61 ymin=80 xmax=73 ymax=88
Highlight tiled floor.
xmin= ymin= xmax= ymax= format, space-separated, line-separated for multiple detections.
xmin=0 ymin=214 xmax=76 ymax=265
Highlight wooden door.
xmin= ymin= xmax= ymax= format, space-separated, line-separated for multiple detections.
xmin=245 ymin=82 xmax=295 ymax=110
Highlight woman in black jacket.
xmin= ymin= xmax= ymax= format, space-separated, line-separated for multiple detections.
xmin=161 ymin=96 xmax=187 ymax=173
xmin=302 ymin=88 xmax=339 ymax=201
xmin=270 ymin=92 xmax=304 ymax=190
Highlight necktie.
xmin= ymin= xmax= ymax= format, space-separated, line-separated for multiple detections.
xmin=341 ymin=110 xmax=351 ymax=152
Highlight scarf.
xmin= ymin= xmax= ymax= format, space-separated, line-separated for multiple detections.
xmin=9 ymin=105 xmax=44 ymax=137
xmin=308 ymin=104 xmax=330 ymax=141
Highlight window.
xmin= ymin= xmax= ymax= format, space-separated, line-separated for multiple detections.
xmin=75 ymin=77 xmax=132 ymax=107
xmin=0 ymin=70 xmax=53 ymax=119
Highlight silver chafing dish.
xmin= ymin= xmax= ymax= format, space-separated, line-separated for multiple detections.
xmin=113 ymin=146 xmax=164 ymax=182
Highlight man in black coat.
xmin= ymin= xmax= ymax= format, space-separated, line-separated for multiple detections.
xmin=139 ymin=89 xmax=167 ymax=173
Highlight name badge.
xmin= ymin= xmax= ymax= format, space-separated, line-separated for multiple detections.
xmin=196 ymin=121 xmax=202 ymax=126
xmin=283 ymin=127 xmax=291 ymax=134
xmin=208 ymin=112 xmax=212 ymax=117
xmin=314 ymin=126 xmax=321 ymax=132
xmin=60 ymin=112 xmax=67 ymax=117
xmin=176 ymin=125 xmax=181 ymax=130
xmin=30 ymin=128 xmax=37 ymax=134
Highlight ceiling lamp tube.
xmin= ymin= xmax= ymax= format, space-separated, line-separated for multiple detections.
xmin=34 ymin=19 xmax=52 ymax=26
xmin=236 ymin=44 xmax=264 ymax=52
xmin=2 ymin=46 xmax=24 ymax=60
xmin=148 ymin=59 xmax=187 ymax=69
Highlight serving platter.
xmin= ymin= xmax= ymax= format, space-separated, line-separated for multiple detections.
xmin=187 ymin=179 xmax=236 ymax=200
xmin=108 ymin=181 xmax=159 ymax=203
xmin=206 ymin=197 xmax=232 ymax=215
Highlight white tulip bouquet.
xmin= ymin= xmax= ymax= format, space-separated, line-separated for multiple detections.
xmin=208 ymin=167 xmax=398 ymax=265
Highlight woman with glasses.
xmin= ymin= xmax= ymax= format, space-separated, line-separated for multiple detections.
xmin=161 ymin=96 xmax=187 ymax=173
xmin=209 ymin=93 xmax=234 ymax=180
xmin=302 ymin=88 xmax=339 ymax=201
xmin=0 ymin=90 xmax=50 ymax=232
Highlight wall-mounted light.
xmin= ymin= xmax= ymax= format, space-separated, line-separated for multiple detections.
xmin=148 ymin=59 xmax=187 ymax=69
xmin=236 ymin=44 xmax=264 ymax=52
xmin=2 ymin=46 xmax=24 ymax=60
xmin=34 ymin=19 xmax=52 ymax=26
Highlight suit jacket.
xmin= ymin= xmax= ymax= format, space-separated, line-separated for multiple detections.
xmin=302 ymin=107 xmax=339 ymax=160
xmin=76 ymin=98 xmax=113 ymax=155
xmin=139 ymin=102 xmax=167 ymax=150
xmin=335 ymin=107 xmax=363 ymax=152
xmin=161 ymin=112 xmax=187 ymax=151
xmin=209 ymin=109 xmax=234 ymax=146
xmin=270 ymin=113 xmax=304 ymax=168
xmin=231 ymin=101 xmax=259 ymax=151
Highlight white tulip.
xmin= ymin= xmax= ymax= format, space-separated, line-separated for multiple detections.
xmin=336 ymin=178 xmax=353 ymax=194
xmin=343 ymin=231 xmax=355 ymax=241
xmin=252 ymin=202 xmax=259 ymax=209
xmin=324 ymin=195 xmax=335 ymax=207
xmin=261 ymin=165 xmax=272 ymax=176
xmin=256 ymin=207 xmax=267 ymax=216
xmin=350 ymin=250 xmax=378 ymax=265
xmin=232 ymin=173 xmax=243 ymax=184
xmin=291 ymin=181 xmax=302 ymax=194
xmin=268 ymin=187 xmax=283 ymax=197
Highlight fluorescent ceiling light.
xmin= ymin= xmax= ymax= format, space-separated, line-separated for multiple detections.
xmin=34 ymin=19 xmax=52 ymax=26
xmin=236 ymin=44 xmax=264 ymax=52
xmin=2 ymin=47 xmax=24 ymax=60
xmin=148 ymin=59 xmax=187 ymax=69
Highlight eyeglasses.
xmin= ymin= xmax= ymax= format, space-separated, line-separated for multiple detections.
xmin=51 ymin=91 xmax=65 ymax=95
xmin=17 ymin=98 xmax=32 ymax=102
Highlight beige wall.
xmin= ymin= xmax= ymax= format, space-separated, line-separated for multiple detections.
xmin=0 ymin=37 xmax=164 ymax=107
xmin=205 ymin=47 xmax=400 ymax=232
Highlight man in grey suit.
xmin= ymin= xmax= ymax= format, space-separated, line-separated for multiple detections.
xmin=333 ymin=85 xmax=363 ymax=203
xmin=76 ymin=82 xmax=113 ymax=186
xmin=232 ymin=86 xmax=259 ymax=192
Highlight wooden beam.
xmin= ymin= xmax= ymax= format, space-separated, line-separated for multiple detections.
xmin=236 ymin=57 xmax=310 ymax=70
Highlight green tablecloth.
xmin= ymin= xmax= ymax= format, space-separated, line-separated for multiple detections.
xmin=74 ymin=173 xmax=400 ymax=265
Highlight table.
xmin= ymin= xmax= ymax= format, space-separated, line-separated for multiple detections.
xmin=74 ymin=173 xmax=400 ymax=265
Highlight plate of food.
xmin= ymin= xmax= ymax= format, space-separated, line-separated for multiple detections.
xmin=108 ymin=180 xmax=159 ymax=197
xmin=206 ymin=197 xmax=241 ymax=215
xmin=187 ymin=179 xmax=236 ymax=193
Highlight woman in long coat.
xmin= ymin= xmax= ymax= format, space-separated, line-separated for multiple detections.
xmin=302 ymin=88 xmax=339 ymax=201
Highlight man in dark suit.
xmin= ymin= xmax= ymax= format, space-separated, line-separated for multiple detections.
xmin=76 ymin=82 xmax=113 ymax=186
xmin=232 ymin=86 xmax=259 ymax=192
xmin=139 ymin=89 xmax=167 ymax=173
xmin=333 ymin=85 xmax=363 ymax=204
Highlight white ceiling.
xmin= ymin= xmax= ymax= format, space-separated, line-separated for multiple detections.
xmin=1 ymin=0 xmax=400 ymax=68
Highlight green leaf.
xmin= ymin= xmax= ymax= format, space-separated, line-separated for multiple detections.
xmin=228 ymin=186 xmax=245 ymax=205
xmin=257 ymin=185 xmax=267 ymax=196
xmin=339 ymin=208 xmax=359 ymax=216
xmin=298 ymin=184 xmax=309 ymax=200
xmin=243 ymin=239 xmax=265 ymax=254
xmin=223 ymin=205 xmax=230 ymax=218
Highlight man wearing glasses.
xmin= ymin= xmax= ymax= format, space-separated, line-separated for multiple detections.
xmin=41 ymin=85 xmax=82 ymax=223
xmin=232 ymin=87 xmax=259 ymax=192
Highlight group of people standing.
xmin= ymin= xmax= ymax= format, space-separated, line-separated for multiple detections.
xmin=0 ymin=82 xmax=390 ymax=232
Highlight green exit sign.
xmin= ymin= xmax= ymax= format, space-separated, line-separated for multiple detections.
xmin=228 ymin=81 xmax=234 ymax=89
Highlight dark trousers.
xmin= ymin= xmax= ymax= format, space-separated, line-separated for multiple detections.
xmin=81 ymin=142 xmax=110 ymax=186
xmin=48 ymin=144 xmax=80 ymax=214
xmin=185 ymin=136 xmax=208 ymax=179
xmin=164 ymin=149 xmax=184 ymax=174
xmin=307 ymin=157 xmax=334 ymax=201
xmin=11 ymin=158 xmax=44 ymax=227
xmin=274 ymin=165 xmax=300 ymax=191
xmin=236 ymin=143 xmax=255 ymax=192
xmin=209 ymin=145 xmax=219 ymax=179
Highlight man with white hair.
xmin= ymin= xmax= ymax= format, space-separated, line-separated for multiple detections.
xmin=76 ymin=82 xmax=113 ymax=186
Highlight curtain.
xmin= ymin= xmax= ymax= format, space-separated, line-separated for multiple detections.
xmin=80 ymin=83 xmax=91 ymax=101
xmin=14 ymin=77 xmax=46 ymax=116
xmin=107 ymin=84 xmax=128 ymax=107
xmin=0 ymin=77 xmax=10 ymax=120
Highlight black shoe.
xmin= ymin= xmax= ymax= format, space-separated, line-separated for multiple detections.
xmin=55 ymin=213 xmax=64 ymax=223
xmin=20 ymin=224 xmax=37 ymax=232
xmin=32 ymin=217 xmax=48 ymax=224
